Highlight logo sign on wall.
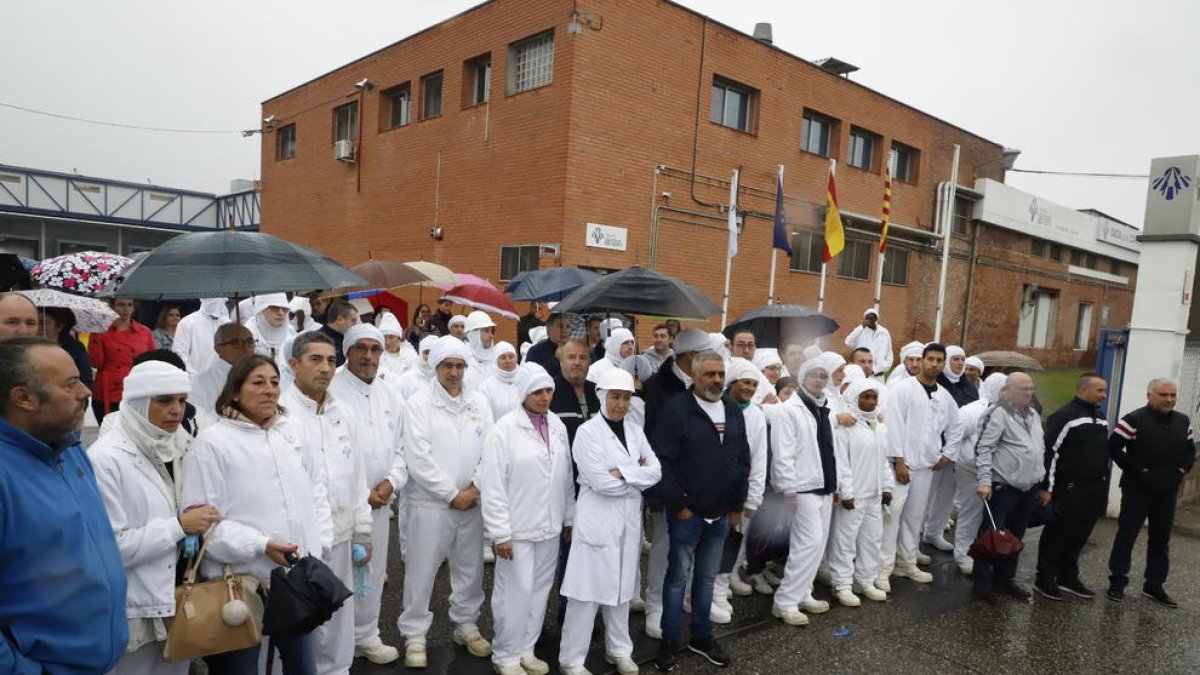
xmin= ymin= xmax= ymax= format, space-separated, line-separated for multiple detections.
xmin=586 ymin=223 xmax=627 ymax=251
xmin=1153 ymin=166 xmax=1191 ymax=201
xmin=1143 ymin=156 xmax=1200 ymax=237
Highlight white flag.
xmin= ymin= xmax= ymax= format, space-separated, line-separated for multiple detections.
xmin=727 ymin=169 xmax=739 ymax=258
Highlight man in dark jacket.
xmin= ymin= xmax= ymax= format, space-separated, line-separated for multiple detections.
xmin=652 ymin=350 xmax=750 ymax=671
xmin=320 ymin=299 xmax=358 ymax=367
xmin=525 ymin=313 xmax=569 ymax=379
xmin=1034 ymin=373 xmax=1110 ymax=601
xmin=427 ymin=296 xmax=454 ymax=337
xmin=1106 ymin=377 xmax=1195 ymax=607
xmin=550 ymin=339 xmax=599 ymax=446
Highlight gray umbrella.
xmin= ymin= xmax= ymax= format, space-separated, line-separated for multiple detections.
xmin=550 ymin=266 xmax=719 ymax=320
xmin=722 ymin=304 xmax=839 ymax=348
xmin=100 ymin=230 xmax=367 ymax=300
xmin=972 ymin=350 xmax=1045 ymax=372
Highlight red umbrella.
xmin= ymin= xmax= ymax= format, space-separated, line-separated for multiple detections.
xmin=443 ymin=284 xmax=518 ymax=319
xmin=367 ymin=292 xmax=409 ymax=325
xmin=436 ymin=273 xmax=498 ymax=293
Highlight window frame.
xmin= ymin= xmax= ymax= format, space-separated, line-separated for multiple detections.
xmin=800 ymin=109 xmax=837 ymax=158
xmin=383 ymin=83 xmax=412 ymax=129
xmin=1074 ymin=302 xmax=1094 ymax=350
xmin=880 ymin=248 xmax=909 ymax=286
xmin=788 ymin=231 xmax=823 ymax=274
xmin=1031 ymin=238 xmax=1046 ymax=258
xmin=420 ymin=70 xmax=444 ymax=120
xmin=507 ymin=30 xmax=555 ymax=95
xmin=891 ymin=141 xmax=919 ymax=183
xmin=952 ymin=198 xmax=972 ymax=236
xmin=847 ymin=126 xmax=879 ymax=171
xmin=709 ymin=76 xmax=756 ymax=133
xmin=836 ymin=240 xmax=872 ymax=281
xmin=333 ymin=101 xmax=358 ymax=144
xmin=275 ymin=123 xmax=296 ymax=161
xmin=463 ymin=53 xmax=491 ymax=107
xmin=499 ymin=244 xmax=542 ymax=282
xmin=1049 ymin=243 xmax=1063 ymax=262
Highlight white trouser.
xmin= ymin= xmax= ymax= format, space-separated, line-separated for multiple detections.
xmin=923 ymin=463 xmax=957 ymax=539
xmin=355 ymin=506 xmax=392 ymax=648
xmin=317 ymin=541 xmax=355 ymax=675
xmin=880 ymin=466 xmax=934 ymax=572
xmin=491 ymin=538 xmax=559 ymax=667
xmin=397 ymin=505 xmax=485 ymax=641
xmin=773 ymin=493 xmax=832 ymax=610
xmin=642 ymin=509 xmax=669 ymax=615
xmin=111 ymin=641 xmax=188 ymax=675
xmin=558 ymin=599 xmax=633 ymax=668
xmin=826 ymin=499 xmax=884 ymax=589
xmin=953 ymin=464 xmax=985 ymax=564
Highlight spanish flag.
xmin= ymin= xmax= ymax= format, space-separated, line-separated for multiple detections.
xmin=822 ymin=169 xmax=845 ymax=262
xmin=879 ymin=164 xmax=892 ymax=253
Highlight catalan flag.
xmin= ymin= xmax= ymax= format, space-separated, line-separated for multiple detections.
xmin=879 ymin=164 xmax=892 ymax=253
xmin=822 ymin=169 xmax=845 ymax=262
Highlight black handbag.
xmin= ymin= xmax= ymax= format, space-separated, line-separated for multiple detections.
xmin=262 ymin=555 xmax=352 ymax=637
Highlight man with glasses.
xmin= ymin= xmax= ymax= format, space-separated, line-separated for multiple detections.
xmin=190 ymin=322 xmax=256 ymax=427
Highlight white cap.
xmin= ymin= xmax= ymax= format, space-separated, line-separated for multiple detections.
xmin=377 ymin=312 xmax=404 ymax=337
xmin=464 ymin=310 xmax=496 ymax=332
xmin=122 ymin=361 xmax=191 ymax=402
xmin=429 ymin=335 xmax=470 ymax=369
xmin=965 ymin=355 xmax=985 ymax=372
xmin=418 ymin=335 xmax=439 ymax=354
xmin=863 ymin=307 xmax=879 ymax=318
xmin=514 ymin=362 xmax=555 ymax=401
xmin=448 ymin=315 xmax=467 ymax=329
xmin=254 ymin=293 xmax=289 ymax=313
xmin=726 ymin=357 xmax=760 ymax=384
xmin=343 ymin=323 xmax=384 ymax=355
xmin=595 ymin=367 xmax=636 ymax=393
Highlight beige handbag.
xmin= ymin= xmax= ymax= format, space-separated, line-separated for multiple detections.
xmin=163 ymin=527 xmax=264 ymax=661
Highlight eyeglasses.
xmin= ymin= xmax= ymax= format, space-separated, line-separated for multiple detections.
xmin=217 ymin=338 xmax=257 ymax=348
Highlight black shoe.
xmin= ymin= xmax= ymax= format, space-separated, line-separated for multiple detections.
xmin=655 ymin=640 xmax=678 ymax=672
xmin=688 ymin=636 xmax=732 ymax=668
xmin=1033 ymin=579 xmax=1064 ymax=602
xmin=994 ymin=582 xmax=1032 ymax=601
xmin=972 ymin=588 xmax=999 ymax=605
xmin=1058 ymin=578 xmax=1096 ymax=599
xmin=1143 ymin=586 xmax=1179 ymax=608
xmin=1106 ymin=586 xmax=1125 ymax=603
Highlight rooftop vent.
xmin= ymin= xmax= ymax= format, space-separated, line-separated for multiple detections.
xmin=753 ymin=23 xmax=773 ymax=45
xmin=813 ymin=57 xmax=859 ymax=78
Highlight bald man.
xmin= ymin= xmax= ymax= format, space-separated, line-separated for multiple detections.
xmin=0 ymin=292 xmax=39 ymax=340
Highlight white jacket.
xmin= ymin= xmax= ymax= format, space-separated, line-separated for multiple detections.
xmin=88 ymin=424 xmax=186 ymax=618
xmin=381 ymin=343 xmax=420 ymax=377
xmin=769 ymin=396 xmax=850 ymax=495
xmin=172 ymin=310 xmax=224 ymax=374
xmin=280 ymin=386 xmax=371 ymax=547
xmin=833 ymin=418 xmax=894 ymax=501
xmin=479 ymin=408 xmax=575 ymax=544
xmin=743 ymin=403 xmax=768 ymax=510
xmin=479 ymin=374 xmax=521 ymax=420
xmin=180 ymin=415 xmax=331 ymax=586
xmin=884 ymin=377 xmax=963 ymax=470
xmin=843 ymin=324 xmax=894 ymax=375
xmin=951 ymin=399 xmax=992 ymax=468
xmin=403 ymin=379 xmax=494 ymax=507
xmin=329 ymin=368 xmax=408 ymax=495
xmin=191 ymin=359 xmax=231 ymax=429
xmin=394 ymin=365 xmax=433 ymax=401
xmin=561 ymin=414 xmax=661 ymax=605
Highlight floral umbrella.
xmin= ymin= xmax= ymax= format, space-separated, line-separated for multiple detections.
xmin=17 ymin=289 xmax=118 ymax=333
xmin=32 ymin=251 xmax=133 ymax=296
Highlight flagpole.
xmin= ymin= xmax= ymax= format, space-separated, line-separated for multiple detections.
xmin=767 ymin=164 xmax=784 ymax=305
xmin=872 ymin=253 xmax=885 ymax=311
xmin=933 ymin=144 xmax=961 ymax=342
xmin=874 ymin=153 xmax=893 ymax=312
xmin=817 ymin=159 xmax=836 ymax=312
xmin=721 ymin=168 xmax=739 ymax=329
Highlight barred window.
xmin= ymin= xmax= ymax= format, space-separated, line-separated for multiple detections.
xmin=837 ymin=241 xmax=871 ymax=281
xmin=789 ymin=232 xmax=823 ymax=273
xmin=508 ymin=31 xmax=555 ymax=94
xmin=881 ymin=248 xmax=909 ymax=285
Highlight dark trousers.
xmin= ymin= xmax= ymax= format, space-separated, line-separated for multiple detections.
xmin=1036 ymin=476 xmax=1107 ymax=585
xmin=973 ymin=485 xmax=1036 ymax=591
xmin=745 ymin=492 xmax=788 ymax=575
xmin=1108 ymin=482 xmax=1177 ymax=589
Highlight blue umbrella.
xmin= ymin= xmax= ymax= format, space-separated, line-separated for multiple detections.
xmin=505 ymin=267 xmax=601 ymax=302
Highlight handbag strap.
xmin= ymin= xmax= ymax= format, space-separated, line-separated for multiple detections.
xmin=181 ymin=521 xmax=218 ymax=585
xmin=982 ymin=498 xmax=998 ymax=531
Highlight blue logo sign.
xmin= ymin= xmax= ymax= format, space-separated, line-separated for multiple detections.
xmin=1153 ymin=166 xmax=1191 ymax=201
xmin=591 ymin=227 xmax=605 ymax=245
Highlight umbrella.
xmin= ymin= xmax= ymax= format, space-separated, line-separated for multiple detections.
xmin=722 ymin=304 xmax=839 ymax=348
xmin=99 ymin=230 xmax=367 ymax=300
xmin=436 ymin=272 xmax=498 ymax=292
xmin=17 ymin=288 xmax=118 ymax=333
xmin=33 ymin=251 xmax=133 ymax=296
xmin=350 ymin=260 xmax=447 ymax=288
xmin=551 ymin=266 xmax=720 ymax=320
xmin=505 ymin=267 xmax=601 ymax=302
xmin=443 ymin=284 xmax=519 ymax=319
xmin=972 ymin=350 xmax=1045 ymax=372
xmin=1 ymin=253 xmax=32 ymax=290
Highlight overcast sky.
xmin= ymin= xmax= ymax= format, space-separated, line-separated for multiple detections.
xmin=3 ymin=0 xmax=1197 ymax=226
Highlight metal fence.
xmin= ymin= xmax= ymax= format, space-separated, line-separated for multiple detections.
xmin=1179 ymin=342 xmax=1200 ymax=418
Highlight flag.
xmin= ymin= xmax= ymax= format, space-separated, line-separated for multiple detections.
xmin=822 ymin=169 xmax=845 ymax=262
xmin=772 ymin=166 xmax=792 ymax=255
xmin=727 ymin=169 xmax=739 ymax=258
xmin=879 ymin=164 xmax=892 ymax=253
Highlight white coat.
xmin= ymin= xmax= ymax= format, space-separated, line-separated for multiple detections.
xmin=561 ymin=415 xmax=661 ymax=606
xmin=190 ymin=359 xmax=231 ymax=429
xmin=329 ymin=369 xmax=408 ymax=495
xmin=844 ymin=324 xmax=894 ymax=375
xmin=479 ymin=373 xmax=521 ymax=420
xmin=172 ymin=309 xmax=225 ymax=374
xmin=88 ymin=424 xmax=185 ymax=618
xmin=394 ymin=364 xmax=433 ymax=401
xmin=381 ymin=343 xmax=420 ymax=377
xmin=403 ymin=379 xmax=494 ymax=507
xmin=179 ymin=415 xmax=332 ymax=586
xmin=479 ymin=408 xmax=575 ymax=544
xmin=950 ymin=399 xmax=992 ymax=468
xmin=743 ymin=402 xmax=769 ymax=511
xmin=833 ymin=418 xmax=894 ymax=501
xmin=884 ymin=377 xmax=963 ymax=470
xmin=770 ymin=396 xmax=851 ymax=496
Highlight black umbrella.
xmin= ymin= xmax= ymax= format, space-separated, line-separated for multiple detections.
xmin=722 ymin=304 xmax=839 ymax=348
xmin=0 ymin=254 xmax=32 ymax=290
xmin=551 ymin=266 xmax=720 ymax=320
xmin=100 ymin=230 xmax=367 ymax=300
xmin=505 ymin=267 xmax=601 ymax=302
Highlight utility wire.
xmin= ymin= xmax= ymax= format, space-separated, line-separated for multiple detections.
xmin=0 ymin=100 xmax=250 ymax=134
xmin=1009 ymin=167 xmax=1148 ymax=179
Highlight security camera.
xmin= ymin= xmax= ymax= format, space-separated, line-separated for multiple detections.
xmin=661 ymin=191 xmax=672 ymax=200
xmin=263 ymin=115 xmax=277 ymax=126
xmin=429 ymin=226 xmax=444 ymax=241
xmin=355 ymin=78 xmax=373 ymax=91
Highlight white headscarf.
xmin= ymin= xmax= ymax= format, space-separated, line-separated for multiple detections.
xmin=513 ymin=362 xmax=555 ymax=403
xmin=942 ymin=345 xmax=967 ymax=383
xmin=840 ymin=364 xmax=867 ymax=391
xmin=842 ymin=377 xmax=884 ymax=421
xmin=491 ymin=341 xmax=519 ymax=384
xmin=252 ymin=293 xmax=291 ymax=349
xmin=429 ymin=335 xmax=471 ymax=370
xmin=343 ymin=323 xmax=384 ymax=355
xmin=604 ymin=328 xmax=635 ymax=367
xmin=199 ymin=297 xmax=229 ymax=321
xmin=965 ymin=355 xmax=985 ymax=373
xmin=377 ymin=312 xmax=405 ymax=340
xmin=119 ymin=361 xmax=192 ymax=465
xmin=752 ymin=348 xmax=783 ymax=372
xmin=979 ymin=372 xmax=1007 ymax=404
xmin=795 ymin=358 xmax=830 ymax=408
xmin=726 ymin=357 xmax=760 ymax=385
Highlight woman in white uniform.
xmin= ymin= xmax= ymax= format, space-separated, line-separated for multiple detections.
xmin=559 ymin=368 xmax=662 ymax=675
xmin=378 ymin=311 xmax=419 ymax=378
xmin=89 ymin=362 xmax=220 ymax=675
xmin=479 ymin=341 xmax=521 ymax=419
xmin=586 ymin=328 xmax=634 ymax=384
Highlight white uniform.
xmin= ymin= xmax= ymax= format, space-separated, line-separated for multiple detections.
xmin=380 ymin=342 xmax=420 ymax=377
xmin=714 ymin=402 xmax=767 ymax=598
xmin=949 ymin=374 xmax=1005 ymax=566
xmin=479 ymin=409 xmax=574 ymax=669
xmin=398 ymin=379 xmax=493 ymax=642
xmin=394 ymin=363 xmax=434 ymax=401
xmin=479 ymin=371 xmax=521 ymax=420
xmin=826 ymin=417 xmax=894 ymax=590
xmin=171 ymin=300 xmax=227 ymax=374
xmin=190 ymin=359 xmax=231 ymax=429
xmin=559 ymin=413 xmax=661 ymax=669
xmin=844 ymin=324 xmax=894 ymax=376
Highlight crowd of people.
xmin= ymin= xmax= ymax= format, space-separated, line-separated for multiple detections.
xmin=0 ymin=290 xmax=1194 ymax=675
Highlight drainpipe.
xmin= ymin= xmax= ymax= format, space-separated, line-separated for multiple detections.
xmin=933 ymin=144 xmax=961 ymax=343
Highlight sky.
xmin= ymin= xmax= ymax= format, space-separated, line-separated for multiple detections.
xmin=2 ymin=0 xmax=1197 ymax=227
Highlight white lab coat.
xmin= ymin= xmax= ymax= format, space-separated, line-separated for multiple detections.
xmin=844 ymin=324 xmax=894 ymax=375
xmin=381 ymin=343 xmax=420 ymax=377
xmin=884 ymin=377 xmax=963 ymax=470
xmin=403 ymin=379 xmax=493 ymax=506
xmin=480 ymin=408 xmax=575 ymax=544
xmin=561 ymin=415 xmax=662 ymax=606
xmin=743 ymin=403 xmax=768 ymax=511
xmin=190 ymin=359 xmax=231 ymax=429
xmin=394 ymin=364 xmax=433 ymax=401
xmin=479 ymin=372 xmax=521 ymax=420
xmin=329 ymin=369 xmax=408 ymax=495
xmin=770 ymin=396 xmax=851 ymax=496
xmin=172 ymin=310 xmax=224 ymax=374
xmin=833 ymin=418 xmax=895 ymax=501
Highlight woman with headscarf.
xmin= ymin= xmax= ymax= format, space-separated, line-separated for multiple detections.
xmin=558 ymin=368 xmax=660 ymax=675
xmin=938 ymin=345 xmax=979 ymax=407
xmin=247 ymin=293 xmax=296 ymax=362
xmin=753 ymin=348 xmax=784 ymax=386
xmin=480 ymin=342 xmax=521 ymax=419
xmin=394 ymin=335 xmax=440 ymax=401
xmin=479 ymin=363 xmax=574 ymax=675
xmin=180 ymin=354 xmax=330 ymax=674
xmin=586 ymin=327 xmax=634 ymax=384
xmin=949 ymin=372 xmax=1007 ymax=576
xmin=963 ymin=355 xmax=985 ymax=392
xmin=379 ymin=312 xmax=420 ymax=378
xmin=89 ymin=361 xmax=220 ymax=675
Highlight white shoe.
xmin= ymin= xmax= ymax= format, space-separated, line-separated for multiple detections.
xmin=605 ymin=654 xmax=639 ymax=675
xmin=894 ymin=565 xmax=934 ymax=583
xmin=453 ymin=625 xmax=492 ymax=657
xmin=484 ymin=545 xmax=496 ymax=564
xmin=916 ymin=552 xmax=933 ymax=566
xmin=800 ymin=598 xmax=831 ymax=614
xmin=520 ymin=656 xmax=550 ymax=675
xmin=404 ymin=642 xmax=428 ymax=669
xmin=730 ymin=573 xmax=754 ymax=596
xmin=714 ymin=594 xmax=733 ymax=613
xmin=763 ymin=565 xmax=783 ymax=586
xmin=709 ymin=602 xmax=732 ymax=624
xmin=560 ymin=666 xmax=592 ymax=675
xmin=957 ymin=561 xmax=974 ymax=576
xmin=493 ymin=664 xmax=525 ymax=675
xmin=771 ymin=605 xmax=809 ymax=626
xmin=854 ymin=582 xmax=888 ymax=601
xmin=815 ymin=569 xmax=833 ymax=586
xmin=875 ymin=576 xmax=892 ymax=593
xmin=630 ymin=594 xmax=646 ymax=612
xmin=356 ymin=643 xmax=399 ymax=664
xmin=834 ymin=588 xmax=861 ymax=607
xmin=924 ymin=535 xmax=953 ymax=552
xmin=644 ymin=612 xmax=662 ymax=639
xmin=749 ymin=573 xmax=775 ymax=595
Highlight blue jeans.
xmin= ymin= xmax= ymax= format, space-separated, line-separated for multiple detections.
xmin=204 ymin=632 xmax=316 ymax=675
xmin=661 ymin=512 xmax=728 ymax=643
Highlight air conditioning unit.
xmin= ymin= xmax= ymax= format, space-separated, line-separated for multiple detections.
xmin=334 ymin=140 xmax=356 ymax=162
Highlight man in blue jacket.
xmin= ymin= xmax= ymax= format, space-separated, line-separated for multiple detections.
xmin=0 ymin=337 xmax=128 ymax=673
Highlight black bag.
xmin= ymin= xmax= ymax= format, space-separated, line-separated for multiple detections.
xmin=718 ymin=531 xmax=743 ymax=574
xmin=262 ymin=555 xmax=352 ymax=636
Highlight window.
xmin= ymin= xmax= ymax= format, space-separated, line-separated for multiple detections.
xmin=1085 ymin=253 xmax=1099 ymax=270
xmin=1049 ymin=243 xmax=1063 ymax=262
xmin=1030 ymin=239 xmax=1046 ymax=257
xmin=1074 ymin=303 xmax=1094 ymax=350
xmin=464 ymin=54 xmax=491 ymax=107
xmin=421 ymin=71 xmax=444 ymax=119
xmin=333 ymin=102 xmax=358 ymax=143
xmin=800 ymin=110 xmax=836 ymax=157
xmin=881 ymin=248 xmax=909 ymax=285
xmin=508 ymin=30 xmax=555 ymax=94
xmin=847 ymin=127 xmax=878 ymax=171
xmin=499 ymin=245 xmax=541 ymax=281
xmin=710 ymin=77 xmax=755 ymax=132
xmin=837 ymin=241 xmax=872 ymax=280
xmin=1017 ymin=285 xmax=1059 ymax=349
xmin=0 ymin=237 xmax=39 ymax=259
xmin=275 ymin=124 xmax=296 ymax=160
xmin=1110 ymin=259 xmax=1123 ymax=276
xmin=59 ymin=241 xmax=106 ymax=255
xmin=892 ymin=142 xmax=919 ymax=183
xmin=385 ymin=84 xmax=411 ymax=128
xmin=789 ymin=231 xmax=823 ymax=273
xmin=1070 ymin=249 xmax=1083 ymax=266
xmin=952 ymin=198 xmax=972 ymax=235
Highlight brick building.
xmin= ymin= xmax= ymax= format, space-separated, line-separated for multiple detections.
xmin=259 ymin=0 xmax=1137 ymax=367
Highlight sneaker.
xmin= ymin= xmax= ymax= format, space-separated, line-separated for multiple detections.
xmin=709 ymin=602 xmax=732 ymax=624
xmin=916 ymin=552 xmax=933 ymax=566
xmin=853 ymin=582 xmax=887 ymax=602
xmin=874 ymin=576 xmax=892 ymax=593
xmin=972 ymin=588 xmax=999 ymax=605
xmin=654 ymin=639 xmax=678 ymax=672
xmin=484 ymin=545 xmax=496 ymax=564
xmin=923 ymin=535 xmax=953 ymax=552
xmin=713 ymin=594 xmax=733 ymax=613
xmin=644 ymin=612 xmax=663 ymax=639
xmin=1033 ymin=579 xmax=1063 ymax=602
xmin=994 ymin=582 xmax=1032 ymax=601
xmin=687 ymin=636 xmax=732 ymax=667
xmin=748 ymin=573 xmax=775 ymax=595
xmin=606 ymin=655 xmax=639 ymax=675
xmin=956 ymin=561 xmax=974 ymax=576
xmin=893 ymin=565 xmax=933 ymax=584
xmin=834 ymin=588 xmax=861 ymax=607
xmin=520 ymin=656 xmax=550 ymax=675
xmin=729 ymin=573 xmax=754 ymax=596
xmin=771 ymin=605 xmax=809 ymax=626
xmin=1106 ymin=586 xmax=1125 ymax=603
xmin=560 ymin=666 xmax=592 ymax=675
xmin=800 ymin=598 xmax=830 ymax=614
xmin=630 ymin=594 xmax=646 ymax=612
xmin=1143 ymin=586 xmax=1179 ymax=608
xmin=815 ymin=569 xmax=833 ymax=586
xmin=355 ymin=643 xmax=399 ymax=664
xmin=492 ymin=664 xmax=525 ymax=675
xmin=453 ymin=625 xmax=492 ymax=657
xmin=404 ymin=642 xmax=428 ymax=669
xmin=1058 ymin=579 xmax=1096 ymax=599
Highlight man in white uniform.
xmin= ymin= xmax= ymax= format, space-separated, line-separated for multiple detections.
xmin=190 ymin=322 xmax=256 ymax=428
xmin=171 ymin=298 xmax=229 ymax=374
xmin=843 ymin=308 xmax=893 ymax=378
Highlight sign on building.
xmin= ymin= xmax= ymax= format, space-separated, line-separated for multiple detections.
xmin=585 ymin=223 xmax=627 ymax=251
xmin=1144 ymin=155 xmax=1200 ymax=237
